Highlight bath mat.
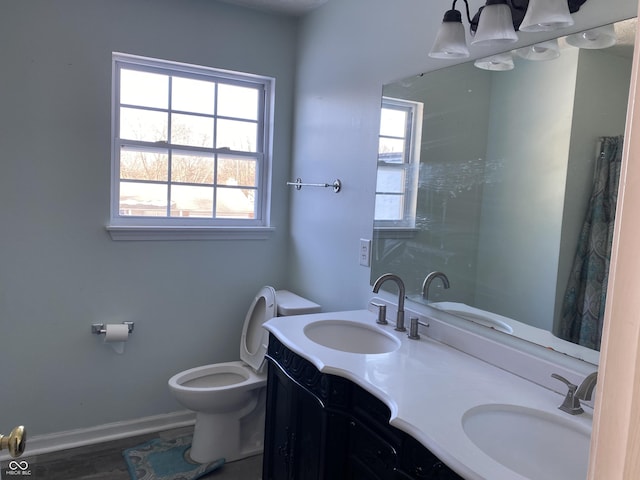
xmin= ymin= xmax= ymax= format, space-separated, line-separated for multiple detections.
xmin=123 ymin=435 xmax=225 ymax=480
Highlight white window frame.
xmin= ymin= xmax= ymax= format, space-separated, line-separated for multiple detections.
xmin=106 ymin=53 xmax=275 ymax=241
xmin=374 ymin=97 xmax=422 ymax=234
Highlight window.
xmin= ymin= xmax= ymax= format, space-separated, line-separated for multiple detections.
xmin=108 ymin=53 xmax=274 ymax=240
xmin=374 ymin=97 xmax=422 ymax=230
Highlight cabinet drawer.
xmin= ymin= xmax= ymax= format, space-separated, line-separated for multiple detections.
xmin=348 ymin=418 xmax=398 ymax=480
xmin=400 ymin=435 xmax=463 ymax=480
xmin=351 ymin=384 xmax=403 ymax=447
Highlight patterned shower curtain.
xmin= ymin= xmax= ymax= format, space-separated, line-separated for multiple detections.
xmin=557 ymin=135 xmax=623 ymax=351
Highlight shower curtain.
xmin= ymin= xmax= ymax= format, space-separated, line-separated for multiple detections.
xmin=557 ymin=136 xmax=623 ymax=351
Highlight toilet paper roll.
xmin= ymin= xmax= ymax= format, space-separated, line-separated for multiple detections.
xmin=104 ymin=324 xmax=129 ymax=354
xmin=104 ymin=324 xmax=130 ymax=342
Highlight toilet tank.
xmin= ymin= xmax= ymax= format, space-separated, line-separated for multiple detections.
xmin=276 ymin=290 xmax=322 ymax=316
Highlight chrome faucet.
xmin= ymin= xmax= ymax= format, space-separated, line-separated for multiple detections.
xmin=372 ymin=273 xmax=406 ymax=331
xmin=422 ymin=271 xmax=450 ymax=301
xmin=551 ymin=371 xmax=598 ymax=415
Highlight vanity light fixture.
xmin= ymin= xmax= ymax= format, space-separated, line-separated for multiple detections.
xmin=429 ymin=0 xmax=588 ymax=59
xmin=566 ymin=24 xmax=617 ymax=49
xmin=474 ymin=51 xmax=515 ymax=70
xmin=429 ymin=0 xmax=472 ymax=58
xmin=519 ymin=0 xmax=574 ymax=32
xmin=515 ymin=38 xmax=561 ymax=60
xmin=471 ymin=0 xmax=519 ymax=47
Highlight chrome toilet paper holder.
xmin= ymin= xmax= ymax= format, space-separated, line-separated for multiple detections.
xmin=91 ymin=322 xmax=135 ymax=335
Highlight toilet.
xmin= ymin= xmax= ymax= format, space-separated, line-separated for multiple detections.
xmin=168 ymin=286 xmax=321 ymax=464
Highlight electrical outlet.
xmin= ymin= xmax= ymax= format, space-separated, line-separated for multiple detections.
xmin=359 ymin=238 xmax=371 ymax=267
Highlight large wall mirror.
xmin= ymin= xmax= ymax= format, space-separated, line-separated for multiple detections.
xmin=372 ymin=17 xmax=636 ymax=365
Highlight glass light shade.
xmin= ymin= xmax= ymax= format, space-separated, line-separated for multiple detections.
xmin=429 ymin=10 xmax=470 ymax=59
xmin=474 ymin=52 xmax=515 ymax=71
xmin=519 ymin=0 xmax=574 ymax=32
xmin=515 ymin=39 xmax=561 ymax=61
xmin=471 ymin=3 xmax=518 ymax=46
xmin=566 ymin=24 xmax=617 ymax=49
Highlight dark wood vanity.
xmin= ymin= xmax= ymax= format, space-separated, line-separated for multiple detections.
xmin=262 ymin=335 xmax=463 ymax=480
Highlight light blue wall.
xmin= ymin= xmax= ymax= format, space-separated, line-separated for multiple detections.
xmin=0 ymin=0 xmax=296 ymax=435
xmin=475 ymin=49 xmax=580 ymax=330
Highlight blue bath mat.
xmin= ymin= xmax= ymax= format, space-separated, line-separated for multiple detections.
xmin=123 ymin=435 xmax=225 ymax=480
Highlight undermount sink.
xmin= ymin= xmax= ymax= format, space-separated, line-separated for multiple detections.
xmin=449 ymin=310 xmax=514 ymax=333
xmin=303 ymin=320 xmax=401 ymax=354
xmin=462 ymin=404 xmax=591 ymax=480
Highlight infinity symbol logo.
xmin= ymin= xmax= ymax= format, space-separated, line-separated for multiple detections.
xmin=9 ymin=460 xmax=29 ymax=471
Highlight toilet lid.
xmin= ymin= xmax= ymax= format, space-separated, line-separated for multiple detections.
xmin=240 ymin=286 xmax=277 ymax=371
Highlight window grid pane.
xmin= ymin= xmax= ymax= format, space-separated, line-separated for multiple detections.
xmin=172 ymin=77 xmax=215 ymax=115
xmin=375 ymin=194 xmax=405 ymax=221
xmin=120 ymin=107 xmax=168 ymax=143
xmin=120 ymin=70 xmax=168 ymax=109
xmin=119 ymin=181 xmax=168 ymax=217
xmin=171 ymin=113 xmax=214 ymax=148
xmin=217 ymin=155 xmax=257 ymax=188
xmin=120 ymin=147 xmax=169 ymax=182
xmin=216 ymin=119 xmax=258 ymax=152
xmin=380 ymin=107 xmax=407 ymax=137
xmin=170 ymin=185 xmax=214 ymax=218
xmin=217 ymin=84 xmax=259 ymax=120
xmin=171 ymin=153 xmax=215 ymax=184
xmin=216 ymin=187 xmax=257 ymax=219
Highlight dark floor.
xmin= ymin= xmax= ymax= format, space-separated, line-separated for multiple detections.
xmin=0 ymin=426 xmax=263 ymax=480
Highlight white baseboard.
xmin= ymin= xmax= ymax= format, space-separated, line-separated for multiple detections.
xmin=1 ymin=410 xmax=196 ymax=461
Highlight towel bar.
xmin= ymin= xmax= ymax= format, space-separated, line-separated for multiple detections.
xmin=287 ymin=178 xmax=342 ymax=193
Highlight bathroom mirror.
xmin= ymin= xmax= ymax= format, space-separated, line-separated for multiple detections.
xmin=372 ymin=18 xmax=636 ymax=364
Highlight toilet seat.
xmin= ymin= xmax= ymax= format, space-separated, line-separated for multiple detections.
xmin=168 ymin=361 xmax=267 ymax=415
xmin=240 ymin=286 xmax=276 ymax=372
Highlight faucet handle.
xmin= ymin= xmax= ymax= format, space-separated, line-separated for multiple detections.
xmin=371 ymin=302 xmax=388 ymax=325
xmin=408 ymin=317 xmax=420 ymax=340
xmin=551 ymin=373 xmax=584 ymax=415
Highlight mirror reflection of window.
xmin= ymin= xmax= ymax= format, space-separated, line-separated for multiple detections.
xmin=375 ymin=97 xmax=422 ymax=229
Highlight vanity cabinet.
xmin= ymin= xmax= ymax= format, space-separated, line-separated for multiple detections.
xmin=263 ymin=335 xmax=462 ymax=480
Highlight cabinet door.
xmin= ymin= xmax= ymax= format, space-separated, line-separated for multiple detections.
xmin=263 ymin=357 xmax=350 ymax=480
xmin=263 ymin=358 xmax=298 ymax=480
xmin=293 ymin=376 xmax=326 ymax=479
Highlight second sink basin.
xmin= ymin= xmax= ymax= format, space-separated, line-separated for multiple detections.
xmin=462 ymin=404 xmax=591 ymax=479
xmin=303 ymin=320 xmax=401 ymax=354
xmin=430 ymin=302 xmax=514 ymax=334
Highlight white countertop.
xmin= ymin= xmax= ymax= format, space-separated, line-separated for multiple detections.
xmin=264 ymin=309 xmax=593 ymax=480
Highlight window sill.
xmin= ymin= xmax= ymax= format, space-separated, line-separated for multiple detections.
xmin=373 ymin=227 xmax=419 ymax=239
xmin=106 ymin=225 xmax=275 ymax=241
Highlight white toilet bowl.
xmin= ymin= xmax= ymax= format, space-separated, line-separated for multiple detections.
xmin=168 ymin=286 xmax=320 ymax=464
xmin=169 ymin=361 xmax=266 ymax=414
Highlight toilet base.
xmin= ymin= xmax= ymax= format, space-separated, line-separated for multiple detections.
xmin=188 ymin=389 xmax=265 ymax=464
